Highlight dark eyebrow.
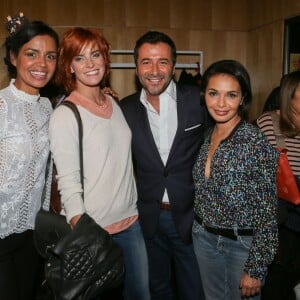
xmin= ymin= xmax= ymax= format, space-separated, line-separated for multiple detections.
xmin=24 ymin=47 xmax=39 ymax=52
xmin=206 ymin=89 xmax=240 ymax=94
xmin=24 ymin=48 xmax=57 ymax=54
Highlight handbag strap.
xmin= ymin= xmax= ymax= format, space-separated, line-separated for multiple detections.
xmin=61 ymin=100 xmax=84 ymax=197
xmin=42 ymin=100 xmax=84 ymax=206
xmin=270 ymin=110 xmax=286 ymax=149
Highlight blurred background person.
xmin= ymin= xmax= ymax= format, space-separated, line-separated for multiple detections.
xmin=257 ymin=70 xmax=300 ymax=300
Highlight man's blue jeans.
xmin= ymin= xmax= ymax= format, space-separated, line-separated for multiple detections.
xmin=112 ymin=220 xmax=150 ymax=300
xmin=145 ymin=210 xmax=204 ymax=300
xmin=192 ymin=222 xmax=260 ymax=300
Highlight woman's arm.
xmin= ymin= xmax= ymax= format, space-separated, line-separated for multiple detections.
xmin=49 ymin=105 xmax=86 ymax=224
xmin=243 ymin=135 xmax=279 ymax=280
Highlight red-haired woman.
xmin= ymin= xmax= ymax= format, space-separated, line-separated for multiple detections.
xmin=49 ymin=27 xmax=150 ymax=300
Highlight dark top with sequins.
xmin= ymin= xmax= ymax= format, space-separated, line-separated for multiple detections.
xmin=193 ymin=120 xmax=279 ymax=280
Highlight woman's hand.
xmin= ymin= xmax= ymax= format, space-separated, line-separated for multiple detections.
xmin=70 ymin=214 xmax=82 ymax=229
xmin=240 ymin=272 xmax=261 ymax=298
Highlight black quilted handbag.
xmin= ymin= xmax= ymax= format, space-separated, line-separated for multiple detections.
xmin=34 ymin=101 xmax=124 ymax=300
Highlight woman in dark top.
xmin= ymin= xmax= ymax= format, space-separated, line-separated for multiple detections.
xmin=192 ymin=60 xmax=279 ymax=300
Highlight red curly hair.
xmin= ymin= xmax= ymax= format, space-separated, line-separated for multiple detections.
xmin=55 ymin=27 xmax=111 ymax=94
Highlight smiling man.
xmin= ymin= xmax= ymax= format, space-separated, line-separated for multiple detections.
xmin=120 ymin=31 xmax=211 ymax=300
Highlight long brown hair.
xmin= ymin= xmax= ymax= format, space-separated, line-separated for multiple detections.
xmin=280 ymin=70 xmax=300 ymax=137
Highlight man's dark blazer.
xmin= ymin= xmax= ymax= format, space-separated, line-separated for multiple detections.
xmin=120 ymin=84 xmax=211 ymax=243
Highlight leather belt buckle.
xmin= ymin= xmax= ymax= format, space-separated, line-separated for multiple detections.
xmin=160 ymin=202 xmax=171 ymax=210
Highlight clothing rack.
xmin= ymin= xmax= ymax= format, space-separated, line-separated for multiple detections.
xmin=110 ymin=50 xmax=203 ymax=74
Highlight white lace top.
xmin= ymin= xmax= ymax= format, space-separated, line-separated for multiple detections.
xmin=0 ymin=80 xmax=53 ymax=238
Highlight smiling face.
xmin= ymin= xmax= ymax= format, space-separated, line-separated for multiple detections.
xmin=11 ymin=35 xmax=57 ymax=95
xmin=205 ymin=73 xmax=243 ymax=125
xmin=70 ymin=42 xmax=105 ymax=90
xmin=136 ymin=42 xmax=175 ymax=102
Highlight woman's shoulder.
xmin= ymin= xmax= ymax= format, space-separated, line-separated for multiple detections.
xmin=0 ymin=84 xmax=12 ymax=105
xmin=39 ymin=96 xmax=53 ymax=112
xmin=237 ymin=120 xmax=264 ymax=138
xmin=256 ymin=111 xmax=274 ymax=128
xmin=0 ymin=89 xmax=8 ymax=111
xmin=49 ymin=102 xmax=79 ymax=130
xmin=236 ymin=121 xmax=277 ymax=154
xmin=257 ymin=111 xmax=273 ymax=121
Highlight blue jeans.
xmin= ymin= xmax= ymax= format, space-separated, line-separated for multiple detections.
xmin=112 ymin=220 xmax=150 ymax=300
xmin=192 ymin=222 xmax=260 ymax=300
xmin=145 ymin=210 xmax=204 ymax=300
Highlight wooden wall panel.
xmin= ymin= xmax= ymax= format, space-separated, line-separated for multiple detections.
xmin=0 ymin=32 xmax=9 ymax=90
xmin=44 ymin=0 xmax=124 ymax=27
xmin=45 ymin=0 xmax=104 ymax=26
xmin=284 ymin=0 xmax=300 ymax=17
xmin=209 ymin=31 xmax=247 ymax=65
xmin=102 ymin=0 xmax=125 ymax=27
xmin=181 ymin=31 xmax=247 ymax=71
xmin=248 ymin=0 xmax=284 ymax=30
xmin=125 ymin=0 xmax=170 ymax=29
xmin=110 ymin=69 xmax=137 ymax=100
xmin=2 ymin=0 xmax=48 ymax=21
xmin=212 ymin=0 xmax=248 ymax=31
xmin=247 ymin=0 xmax=300 ymax=30
xmin=170 ymin=0 xmax=212 ymax=30
xmin=247 ymin=21 xmax=284 ymax=119
xmin=0 ymin=0 xmax=8 ymax=88
xmin=0 ymin=0 xmax=300 ymax=119
xmin=246 ymin=0 xmax=300 ymax=119
xmin=1 ymin=0 xmax=125 ymax=28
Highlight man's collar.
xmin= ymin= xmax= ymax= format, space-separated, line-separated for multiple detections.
xmin=140 ymin=80 xmax=177 ymax=106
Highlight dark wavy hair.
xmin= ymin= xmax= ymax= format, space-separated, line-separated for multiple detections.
xmin=200 ymin=59 xmax=252 ymax=120
xmin=262 ymin=86 xmax=280 ymax=112
xmin=4 ymin=20 xmax=59 ymax=78
xmin=55 ymin=27 xmax=110 ymax=94
xmin=133 ymin=31 xmax=177 ymax=66
xmin=279 ymin=70 xmax=300 ymax=137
